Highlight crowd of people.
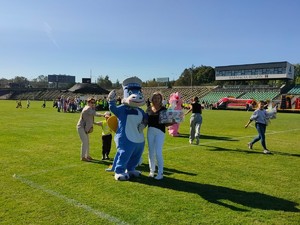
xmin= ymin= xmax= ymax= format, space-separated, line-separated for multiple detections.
xmin=53 ymin=95 xmax=122 ymax=113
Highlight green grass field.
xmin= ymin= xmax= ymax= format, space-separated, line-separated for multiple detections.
xmin=1 ymin=100 xmax=299 ymax=225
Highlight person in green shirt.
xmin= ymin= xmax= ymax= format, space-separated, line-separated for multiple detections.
xmin=95 ymin=111 xmax=113 ymax=160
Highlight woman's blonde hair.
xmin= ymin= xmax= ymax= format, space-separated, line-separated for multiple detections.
xmin=87 ymin=97 xmax=95 ymax=103
xmin=151 ymin=92 xmax=163 ymax=103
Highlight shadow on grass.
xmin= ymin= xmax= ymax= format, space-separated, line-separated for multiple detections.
xmin=270 ymin=151 xmax=300 ymax=157
xmin=200 ymin=145 xmax=264 ymax=155
xmin=200 ymin=145 xmax=300 ymax=157
xmin=137 ymin=163 xmax=197 ymax=176
xmin=176 ymin=133 xmax=189 ymax=138
xmin=133 ymin=176 xmax=299 ymax=212
xmin=200 ymin=134 xmax=238 ymax=142
xmin=173 ymin=134 xmax=238 ymax=142
xmin=87 ymin=158 xmax=113 ymax=166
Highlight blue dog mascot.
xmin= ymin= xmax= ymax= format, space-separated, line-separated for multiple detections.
xmin=108 ymin=77 xmax=147 ymax=181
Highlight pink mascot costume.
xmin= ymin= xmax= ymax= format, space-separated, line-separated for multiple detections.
xmin=168 ymin=92 xmax=183 ymax=136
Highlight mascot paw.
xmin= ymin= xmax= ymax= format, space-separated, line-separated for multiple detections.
xmin=137 ymin=123 xmax=146 ymax=133
xmin=108 ymin=90 xmax=117 ymax=101
xmin=128 ymin=170 xmax=142 ymax=178
xmin=114 ymin=173 xmax=130 ymax=181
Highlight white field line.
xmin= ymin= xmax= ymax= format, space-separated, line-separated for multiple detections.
xmin=19 ymin=164 xmax=79 ymax=177
xmin=13 ymin=174 xmax=129 ymax=225
xmin=165 ymin=128 xmax=300 ymax=151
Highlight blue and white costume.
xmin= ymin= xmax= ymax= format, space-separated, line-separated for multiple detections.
xmin=108 ymin=77 xmax=147 ymax=181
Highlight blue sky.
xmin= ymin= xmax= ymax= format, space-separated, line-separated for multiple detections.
xmin=1 ymin=0 xmax=299 ymax=83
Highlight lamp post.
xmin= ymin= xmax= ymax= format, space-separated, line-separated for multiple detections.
xmin=190 ymin=64 xmax=195 ymax=91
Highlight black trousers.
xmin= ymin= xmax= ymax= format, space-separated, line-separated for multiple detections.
xmin=102 ymin=134 xmax=112 ymax=157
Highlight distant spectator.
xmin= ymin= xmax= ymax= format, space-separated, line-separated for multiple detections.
xmin=16 ymin=99 xmax=22 ymax=108
xmin=42 ymin=99 xmax=46 ymax=108
xmin=26 ymin=99 xmax=30 ymax=108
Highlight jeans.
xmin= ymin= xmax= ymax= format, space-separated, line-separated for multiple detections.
xmin=189 ymin=113 xmax=202 ymax=141
xmin=251 ymin=123 xmax=267 ymax=149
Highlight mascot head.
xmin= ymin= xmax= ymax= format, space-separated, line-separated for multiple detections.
xmin=122 ymin=76 xmax=145 ymax=107
xmin=169 ymin=92 xmax=183 ymax=110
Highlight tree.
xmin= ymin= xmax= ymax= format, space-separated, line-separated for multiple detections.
xmin=0 ymin=78 xmax=9 ymax=88
xmin=142 ymin=78 xmax=159 ymax=87
xmin=194 ymin=65 xmax=215 ymax=84
xmin=30 ymin=75 xmax=48 ymax=88
xmin=97 ymin=75 xmax=112 ymax=89
xmin=174 ymin=68 xmax=192 ymax=86
xmin=174 ymin=65 xmax=215 ymax=86
xmin=113 ymin=79 xmax=121 ymax=88
xmin=294 ymin=64 xmax=300 ymax=84
xmin=11 ymin=76 xmax=29 ymax=88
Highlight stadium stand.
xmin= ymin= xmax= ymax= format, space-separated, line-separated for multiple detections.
xmin=200 ymin=91 xmax=244 ymax=104
xmin=211 ymin=85 xmax=281 ymax=102
xmin=0 ymin=90 xmax=12 ymax=99
xmin=115 ymin=86 xmax=214 ymax=103
xmin=1 ymin=84 xmax=298 ymax=113
xmin=288 ymin=85 xmax=300 ymax=94
xmin=0 ymin=86 xmax=214 ymax=103
xmin=239 ymin=91 xmax=280 ymax=101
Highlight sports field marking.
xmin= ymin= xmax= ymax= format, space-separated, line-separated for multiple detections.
xmin=13 ymin=174 xmax=129 ymax=225
xmin=19 ymin=164 xmax=79 ymax=177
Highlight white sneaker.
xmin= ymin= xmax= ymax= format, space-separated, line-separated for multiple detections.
xmin=155 ymin=174 xmax=163 ymax=180
xmin=263 ymin=149 xmax=271 ymax=154
xmin=148 ymin=172 xmax=154 ymax=178
xmin=248 ymin=142 xmax=253 ymax=150
xmin=189 ymin=139 xmax=192 ymax=144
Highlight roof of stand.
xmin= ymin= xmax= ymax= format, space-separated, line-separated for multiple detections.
xmin=68 ymin=83 xmax=109 ymax=94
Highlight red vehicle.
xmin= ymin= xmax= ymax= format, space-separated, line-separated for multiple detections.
xmin=214 ymin=97 xmax=257 ymax=110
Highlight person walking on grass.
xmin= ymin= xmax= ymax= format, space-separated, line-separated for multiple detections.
xmin=245 ymin=100 xmax=274 ymax=154
xmin=16 ymin=99 xmax=22 ymax=108
xmin=26 ymin=99 xmax=30 ymax=108
xmin=185 ymin=96 xmax=203 ymax=145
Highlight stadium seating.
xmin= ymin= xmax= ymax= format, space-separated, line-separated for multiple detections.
xmin=239 ymin=91 xmax=280 ymax=101
xmin=200 ymin=91 xmax=244 ymax=104
xmin=288 ymin=85 xmax=300 ymax=94
xmin=0 ymin=84 xmax=290 ymax=106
